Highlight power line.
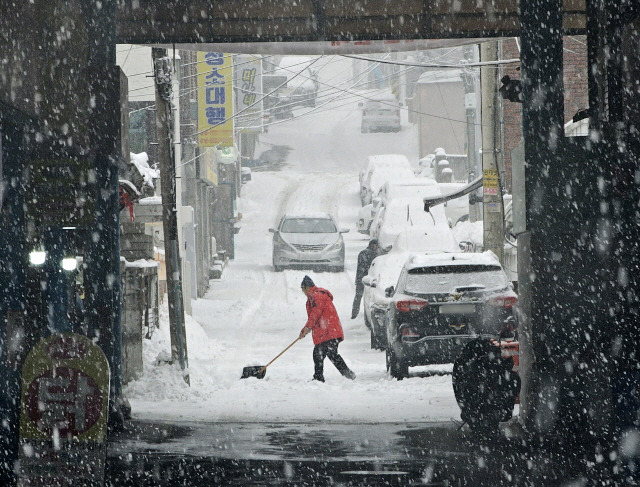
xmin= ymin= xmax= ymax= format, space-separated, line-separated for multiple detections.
xmin=341 ymin=54 xmax=520 ymax=68
xmin=189 ymin=56 xmax=324 ymax=139
xmin=258 ymin=56 xmax=474 ymax=127
xmin=237 ymin=54 xmax=388 ymax=131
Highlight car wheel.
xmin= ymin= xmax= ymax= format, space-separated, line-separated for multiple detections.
xmin=370 ymin=330 xmax=381 ymax=350
xmin=387 ymin=348 xmax=408 ymax=380
xmin=274 ymin=265 xmax=284 ymax=272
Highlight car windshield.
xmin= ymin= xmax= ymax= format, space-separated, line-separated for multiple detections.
xmin=404 ymin=265 xmax=508 ymax=294
xmin=280 ymin=218 xmax=337 ymax=233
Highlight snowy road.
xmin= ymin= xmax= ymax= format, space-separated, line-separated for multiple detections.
xmin=124 ymin=57 xmax=461 ymax=428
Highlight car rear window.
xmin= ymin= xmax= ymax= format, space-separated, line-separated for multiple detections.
xmin=364 ymin=101 xmax=394 ymax=111
xmin=404 ymin=265 xmax=507 ymax=294
xmin=281 ymin=218 xmax=337 ymax=233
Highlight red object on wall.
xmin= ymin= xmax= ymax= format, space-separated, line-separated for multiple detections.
xmin=119 ymin=190 xmax=135 ymax=222
xmin=492 ymin=338 xmax=520 ymax=404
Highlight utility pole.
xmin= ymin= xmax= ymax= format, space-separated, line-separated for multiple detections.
xmin=480 ymin=41 xmax=504 ymax=262
xmin=152 ymin=47 xmax=189 ymax=384
xmin=462 ymin=45 xmax=481 ymax=222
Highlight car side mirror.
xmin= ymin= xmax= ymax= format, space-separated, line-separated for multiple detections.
xmin=268 ymin=228 xmax=277 ymax=233
xmin=362 ymin=276 xmax=374 ymax=287
xmin=340 ymin=228 xmax=350 ymax=233
xmin=385 ymin=286 xmax=394 ymax=298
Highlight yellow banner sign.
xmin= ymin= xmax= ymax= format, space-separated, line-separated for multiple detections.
xmin=198 ymin=52 xmax=234 ymax=147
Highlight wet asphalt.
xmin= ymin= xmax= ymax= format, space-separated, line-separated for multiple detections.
xmin=104 ymin=420 xmax=538 ymax=486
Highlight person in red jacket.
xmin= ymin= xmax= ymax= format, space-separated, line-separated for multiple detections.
xmin=299 ymin=275 xmax=356 ymax=382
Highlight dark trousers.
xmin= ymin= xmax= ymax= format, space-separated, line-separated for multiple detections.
xmin=313 ymin=339 xmax=352 ymax=381
xmin=351 ymin=281 xmax=364 ymax=318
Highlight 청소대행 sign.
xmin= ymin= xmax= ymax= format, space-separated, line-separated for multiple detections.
xmin=198 ymin=52 xmax=234 ymax=147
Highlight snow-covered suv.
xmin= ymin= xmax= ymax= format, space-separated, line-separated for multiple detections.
xmin=384 ymin=251 xmax=517 ymax=379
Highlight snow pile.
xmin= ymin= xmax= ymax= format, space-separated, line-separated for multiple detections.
xmin=123 ymin=301 xmax=223 ymax=402
xmin=452 ymin=220 xmax=483 ymax=248
xmin=130 ymin=152 xmax=159 ymax=189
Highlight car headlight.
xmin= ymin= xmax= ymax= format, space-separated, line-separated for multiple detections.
xmin=331 ymin=239 xmax=343 ymax=251
xmin=274 ymin=233 xmax=293 ymax=250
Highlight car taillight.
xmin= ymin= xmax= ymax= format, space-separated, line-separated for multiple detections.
xmin=487 ymin=295 xmax=518 ymax=308
xmin=401 ymin=327 xmax=421 ymax=337
xmin=395 ymin=299 xmax=428 ymax=312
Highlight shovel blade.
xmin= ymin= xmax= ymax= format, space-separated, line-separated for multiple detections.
xmin=241 ymin=365 xmax=266 ymax=379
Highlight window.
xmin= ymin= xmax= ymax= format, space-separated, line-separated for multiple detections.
xmin=281 ymin=218 xmax=337 ymax=233
xmin=404 ymin=265 xmax=507 ymax=294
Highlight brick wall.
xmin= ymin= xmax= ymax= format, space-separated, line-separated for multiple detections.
xmin=500 ymin=36 xmax=588 ymax=192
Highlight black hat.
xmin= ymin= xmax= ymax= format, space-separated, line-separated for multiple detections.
xmin=301 ymin=275 xmax=315 ymax=288
xmin=369 ymin=239 xmax=379 ymax=247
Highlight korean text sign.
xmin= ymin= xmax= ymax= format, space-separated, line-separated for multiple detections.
xmin=198 ymin=52 xmax=234 ymax=147
xmin=234 ymin=55 xmax=263 ymax=133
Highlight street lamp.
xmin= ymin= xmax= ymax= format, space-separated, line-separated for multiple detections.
xmin=61 ymin=257 xmax=78 ymax=271
xmin=29 ymin=250 xmax=46 ymax=266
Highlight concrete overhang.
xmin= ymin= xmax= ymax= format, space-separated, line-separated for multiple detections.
xmin=151 ymin=39 xmax=486 ymax=56
xmin=117 ymin=0 xmax=587 ymax=52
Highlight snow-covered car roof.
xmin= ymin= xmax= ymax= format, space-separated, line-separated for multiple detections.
xmin=364 ymin=91 xmax=397 ymax=103
xmin=377 ymin=199 xmax=450 ymax=248
xmin=282 ymin=212 xmax=334 ymax=220
xmin=405 ymin=251 xmax=502 ymax=271
xmin=367 ymin=230 xmax=461 ymax=297
xmin=391 ymin=229 xmax=459 ymax=254
xmin=385 ymin=177 xmax=437 ymax=188
xmin=366 ymin=154 xmax=411 ymax=173
xmin=381 ymin=178 xmax=440 ymax=200
xmin=369 ymin=167 xmax=415 ymax=193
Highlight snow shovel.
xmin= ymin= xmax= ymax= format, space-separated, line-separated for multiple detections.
xmin=241 ymin=337 xmax=301 ymax=379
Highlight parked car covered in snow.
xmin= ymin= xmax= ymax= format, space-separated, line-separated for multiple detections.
xmin=371 ymin=197 xmax=449 ymax=250
xmin=376 ymin=178 xmax=440 ymax=212
xmin=362 ymin=166 xmax=415 ymax=207
xmin=384 ymin=251 xmax=517 ymax=379
xmin=270 ymin=213 xmax=348 ymax=272
xmin=362 ymin=229 xmax=459 ymax=350
xmin=359 ymin=92 xmax=401 ymax=133
xmin=437 ymin=182 xmax=470 ymax=227
xmin=359 ymin=154 xmax=412 ymax=205
xmin=357 ymin=203 xmax=376 ymax=234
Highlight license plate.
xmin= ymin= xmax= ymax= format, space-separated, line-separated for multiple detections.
xmin=439 ymin=303 xmax=475 ymax=315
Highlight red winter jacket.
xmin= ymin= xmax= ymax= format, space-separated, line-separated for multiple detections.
xmin=302 ymin=286 xmax=344 ymax=345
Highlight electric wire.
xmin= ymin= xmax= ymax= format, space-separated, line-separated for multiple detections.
xmin=342 ymin=54 xmax=520 ymax=68
xmin=176 ymin=55 xmax=386 ymax=168
xmin=189 ymin=56 xmax=324 ymax=139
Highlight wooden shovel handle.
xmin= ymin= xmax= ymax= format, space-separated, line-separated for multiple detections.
xmin=258 ymin=337 xmax=302 ymax=375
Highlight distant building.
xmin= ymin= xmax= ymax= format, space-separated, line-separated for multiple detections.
xmin=414 ymin=70 xmax=467 ymax=159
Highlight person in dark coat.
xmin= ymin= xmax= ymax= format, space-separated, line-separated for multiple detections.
xmin=299 ymin=275 xmax=356 ymax=382
xmin=351 ymin=239 xmax=379 ymax=319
